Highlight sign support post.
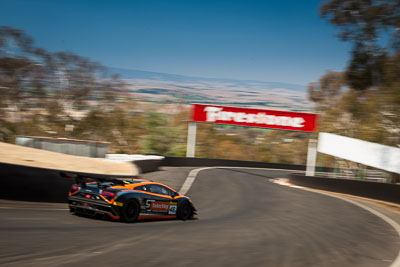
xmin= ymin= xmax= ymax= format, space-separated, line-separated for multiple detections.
xmin=186 ymin=122 xmax=197 ymax=157
xmin=306 ymin=139 xmax=317 ymax=176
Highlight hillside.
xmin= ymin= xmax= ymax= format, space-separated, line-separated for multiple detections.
xmin=109 ymin=67 xmax=312 ymax=111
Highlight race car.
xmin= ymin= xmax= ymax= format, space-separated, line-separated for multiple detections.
xmin=62 ymin=172 xmax=196 ymax=222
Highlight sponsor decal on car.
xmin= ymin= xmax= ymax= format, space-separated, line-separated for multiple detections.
xmin=145 ymin=200 xmax=177 ymax=213
xmin=150 ymin=201 xmax=169 ymax=212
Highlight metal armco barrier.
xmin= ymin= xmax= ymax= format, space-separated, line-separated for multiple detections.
xmin=0 ymin=162 xmax=135 ymax=203
xmin=290 ymin=173 xmax=400 ymax=204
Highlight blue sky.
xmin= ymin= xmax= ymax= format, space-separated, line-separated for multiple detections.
xmin=0 ymin=0 xmax=351 ymax=86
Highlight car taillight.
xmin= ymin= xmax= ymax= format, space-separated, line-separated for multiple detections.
xmin=101 ymin=191 xmax=115 ymax=197
xmin=70 ymin=185 xmax=79 ymax=194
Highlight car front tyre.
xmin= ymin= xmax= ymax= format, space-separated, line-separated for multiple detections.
xmin=177 ymin=200 xmax=193 ymax=221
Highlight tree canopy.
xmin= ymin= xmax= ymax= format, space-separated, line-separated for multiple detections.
xmin=0 ymin=26 xmax=119 ymax=108
xmin=313 ymin=1 xmax=400 ymax=182
xmin=320 ymin=0 xmax=400 ymax=90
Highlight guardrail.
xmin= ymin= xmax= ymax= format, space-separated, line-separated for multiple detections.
xmin=0 ymin=162 xmax=134 ymax=203
xmin=289 ymin=173 xmax=400 ymax=204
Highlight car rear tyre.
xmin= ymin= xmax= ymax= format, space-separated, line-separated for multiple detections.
xmin=177 ymin=200 xmax=193 ymax=221
xmin=69 ymin=207 xmax=75 ymax=213
xmin=121 ymin=200 xmax=139 ymax=223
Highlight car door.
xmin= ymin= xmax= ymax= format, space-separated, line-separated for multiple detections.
xmin=140 ymin=184 xmax=177 ymax=215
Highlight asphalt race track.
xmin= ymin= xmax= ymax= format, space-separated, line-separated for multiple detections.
xmin=0 ymin=168 xmax=399 ymax=267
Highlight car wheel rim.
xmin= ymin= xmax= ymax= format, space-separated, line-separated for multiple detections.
xmin=127 ymin=203 xmax=136 ymax=218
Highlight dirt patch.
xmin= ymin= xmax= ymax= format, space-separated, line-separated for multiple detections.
xmin=0 ymin=142 xmax=138 ymax=176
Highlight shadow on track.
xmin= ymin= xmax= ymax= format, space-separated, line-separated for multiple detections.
xmin=71 ymin=212 xmax=198 ymax=224
xmin=217 ymin=167 xmax=275 ymax=179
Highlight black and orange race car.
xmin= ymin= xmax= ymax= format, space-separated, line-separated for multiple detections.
xmin=62 ymin=173 xmax=196 ymax=222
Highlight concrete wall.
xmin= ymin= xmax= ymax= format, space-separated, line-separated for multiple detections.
xmin=16 ymin=136 xmax=109 ymax=158
xmin=290 ymin=173 xmax=400 ymax=204
xmin=2 ymin=156 xmax=398 ymax=204
xmin=162 ymin=157 xmax=307 ymax=170
xmin=0 ymin=162 xmax=134 ymax=203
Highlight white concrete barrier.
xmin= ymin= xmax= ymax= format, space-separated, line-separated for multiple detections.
xmin=318 ymin=132 xmax=400 ymax=174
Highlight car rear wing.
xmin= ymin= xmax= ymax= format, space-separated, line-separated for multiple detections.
xmin=60 ymin=172 xmax=130 ymax=188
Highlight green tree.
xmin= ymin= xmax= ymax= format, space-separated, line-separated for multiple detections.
xmin=321 ymin=0 xmax=400 ymax=90
xmin=0 ymin=26 xmax=126 ymax=139
xmin=316 ymin=1 xmax=400 ymax=182
xmin=138 ymin=112 xmax=186 ymax=156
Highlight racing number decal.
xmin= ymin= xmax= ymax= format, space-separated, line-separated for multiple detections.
xmin=145 ymin=200 xmax=155 ymax=210
xmin=168 ymin=202 xmax=177 ymax=215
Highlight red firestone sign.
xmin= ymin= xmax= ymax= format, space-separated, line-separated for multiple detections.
xmin=191 ymin=104 xmax=318 ymax=132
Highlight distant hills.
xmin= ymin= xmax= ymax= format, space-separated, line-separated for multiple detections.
xmin=109 ymin=67 xmax=306 ymax=92
xmin=108 ymin=67 xmax=312 ymax=111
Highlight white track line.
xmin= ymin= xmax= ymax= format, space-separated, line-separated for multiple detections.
xmin=179 ymin=166 xmax=300 ymax=195
xmin=179 ymin=167 xmax=214 ymax=195
xmin=182 ymin=167 xmax=400 ymax=267
xmin=298 ymin=188 xmax=400 ymax=267
xmin=272 ymin=178 xmax=400 ymax=267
